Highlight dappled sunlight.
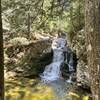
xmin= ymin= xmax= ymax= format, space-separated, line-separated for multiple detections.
xmin=69 ymin=92 xmax=89 ymax=100
xmin=5 ymin=77 xmax=55 ymax=100
xmin=5 ymin=77 xmax=90 ymax=100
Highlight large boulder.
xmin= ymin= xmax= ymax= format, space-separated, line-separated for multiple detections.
xmin=71 ymin=30 xmax=90 ymax=87
xmin=77 ymin=60 xmax=90 ymax=87
xmin=4 ymin=36 xmax=53 ymax=77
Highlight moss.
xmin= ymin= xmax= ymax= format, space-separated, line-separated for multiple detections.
xmin=5 ymin=78 xmax=55 ymax=100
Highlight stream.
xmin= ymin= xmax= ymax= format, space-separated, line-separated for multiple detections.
xmin=39 ymin=35 xmax=76 ymax=100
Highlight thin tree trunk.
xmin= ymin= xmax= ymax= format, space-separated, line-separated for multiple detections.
xmin=0 ymin=0 xmax=4 ymax=99
xmin=85 ymin=0 xmax=100 ymax=100
xmin=27 ymin=12 xmax=31 ymax=39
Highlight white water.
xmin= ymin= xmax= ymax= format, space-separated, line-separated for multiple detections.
xmin=40 ymin=37 xmax=67 ymax=83
xmin=39 ymin=36 xmax=75 ymax=100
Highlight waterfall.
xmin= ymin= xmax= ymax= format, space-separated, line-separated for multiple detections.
xmin=39 ymin=35 xmax=77 ymax=100
xmin=40 ymin=37 xmax=66 ymax=83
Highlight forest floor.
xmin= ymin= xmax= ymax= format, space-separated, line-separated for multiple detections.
xmin=5 ymin=76 xmax=91 ymax=100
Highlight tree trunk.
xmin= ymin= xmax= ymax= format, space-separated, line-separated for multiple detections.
xmin=85 ymin=0 xmax=100 ymax=100
xmin=27 ymin=12 xmax=31 ymax=39
xmin=0 ymin=0 xmax=4 ymax=99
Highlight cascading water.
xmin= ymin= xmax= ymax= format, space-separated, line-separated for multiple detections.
xmin=40 ymin=37 xmax=66 ymax=83
xmin=39 ymin=35 xmax=76 ymax=100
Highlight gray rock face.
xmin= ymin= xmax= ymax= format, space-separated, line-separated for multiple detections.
xmin=77 ymin=60 xmax=90 ymax=87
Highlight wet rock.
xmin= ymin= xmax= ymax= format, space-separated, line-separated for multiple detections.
xmin=61 ymin=63 xmax=69 ymax=79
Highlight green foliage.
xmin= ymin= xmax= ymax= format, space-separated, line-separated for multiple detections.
xmin=2 ymin=0 xmax=84 ymax=35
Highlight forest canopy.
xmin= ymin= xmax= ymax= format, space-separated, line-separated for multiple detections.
xmin=2 ymin=0 xmax=84 ymax=37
